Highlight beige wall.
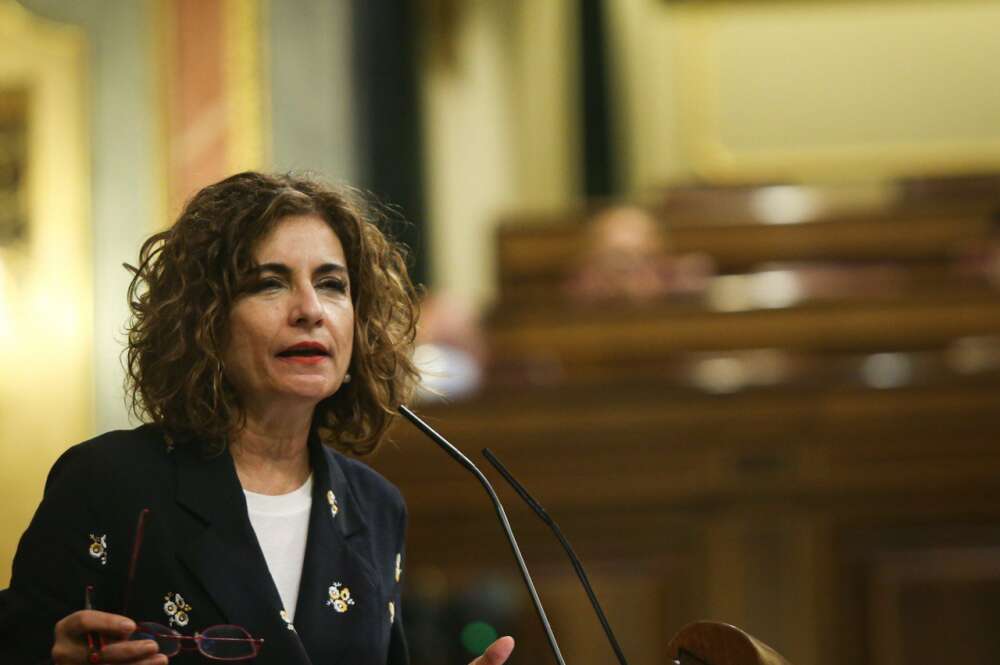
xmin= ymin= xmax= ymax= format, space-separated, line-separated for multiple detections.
xmin=419 ymin=0 xmax=580 ymax=307
xmin=609 ymin=0 xmax=1000 ymax=189
xmin=0 ymin=1 xmax=92 ymax=584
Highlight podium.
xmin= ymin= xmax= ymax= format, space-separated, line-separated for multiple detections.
xmin=667 ymin=622 xmax=791 ymax=665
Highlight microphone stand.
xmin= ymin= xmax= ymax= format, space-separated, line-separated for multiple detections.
xmin=397 ymin=406 xmax=568 ymax=665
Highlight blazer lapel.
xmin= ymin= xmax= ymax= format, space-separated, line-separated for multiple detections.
xmin=173 ymin=445 xmax=313 ymax=665
xmin=292 ymin=440 xmax=386 ymax=665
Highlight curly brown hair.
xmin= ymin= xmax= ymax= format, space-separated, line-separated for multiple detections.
xmin=125 ymin=171 xmax=419 ymax=455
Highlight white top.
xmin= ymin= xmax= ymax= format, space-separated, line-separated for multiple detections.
xmin=244 ymin=475 xmax=313 ymax=621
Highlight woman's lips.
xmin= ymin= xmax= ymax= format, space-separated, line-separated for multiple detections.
xmin=276 ymin=342 xmax=330 ymax=365
xmin=278 ymin=354 xmax=329 ymax=366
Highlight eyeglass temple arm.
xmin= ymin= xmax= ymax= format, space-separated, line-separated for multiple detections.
xmin=122 ymin=508 xmax=150 ymax=616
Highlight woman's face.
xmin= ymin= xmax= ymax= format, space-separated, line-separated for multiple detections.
xmin=224 ymin=214 xmax=355 ymax=413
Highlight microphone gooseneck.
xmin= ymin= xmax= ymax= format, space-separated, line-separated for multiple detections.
xmin=397 ymin=405 xmax=568 ymax=665
xmin=482 ymin=448 xmax=632 ymax=665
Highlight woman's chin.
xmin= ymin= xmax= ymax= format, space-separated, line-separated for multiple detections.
xmin=284 ymin=379 xmax=343 ymax=403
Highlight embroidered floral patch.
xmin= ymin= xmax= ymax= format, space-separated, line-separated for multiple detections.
xmin=327 ymin=490 xmax=339 ymax=518
xmin=394 ymin=553 xmax=402 ymax=583
xmin=163 ymin=592 xmax=192 ymax=627
xmin=325 ymin=582 xmax=355 ymax=613
xmin=88 ymin=534 xmax=108 ymax=565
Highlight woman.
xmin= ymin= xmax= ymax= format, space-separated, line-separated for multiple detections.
xmin=3 ymin=173 xmax=514 ymax=665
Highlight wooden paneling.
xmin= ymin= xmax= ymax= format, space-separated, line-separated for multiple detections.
xmin=488 ymin=297 xmax=1000 ymax=375
xmin=834 ymin=523 xmax=1000 ymax=665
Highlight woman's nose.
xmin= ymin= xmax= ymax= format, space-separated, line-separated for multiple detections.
xmin=290 ymin=285 xmax=324 ymax=326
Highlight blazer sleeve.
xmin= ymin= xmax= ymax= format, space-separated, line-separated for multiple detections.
xmin=2 ymin=443 xmax=117 ymax=664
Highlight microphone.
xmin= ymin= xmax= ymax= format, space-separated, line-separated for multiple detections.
xmin=481 ymin=449 xmax=631 ymax=665
xmin=397 ymin=405 xmax=567 ymax=665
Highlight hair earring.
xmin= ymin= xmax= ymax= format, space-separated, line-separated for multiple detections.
xmin=343 ymin=373 xmax=351 ymax=384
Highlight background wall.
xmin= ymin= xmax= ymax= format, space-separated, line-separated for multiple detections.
xmin=0 ymin=0 xmax=98 ymax=586
xmin=419 ymin=0 xmax=581 ymax=306
xmin=608 ymin=0 xmax=1000 ymax=189
xmin=20 ymin=0 xmax=161 ymax=438
xmin=420 ymin=2 xmax=514 ymax=307
xmin=269 ymin=0 xmax=359 ymax=182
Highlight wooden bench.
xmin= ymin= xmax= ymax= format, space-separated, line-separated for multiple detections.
xmin=496 ymin=210 xmax=997 ymax=306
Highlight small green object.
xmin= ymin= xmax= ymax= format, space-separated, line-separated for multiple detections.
xmin=460 ymin=620 xmax=499 ymax=655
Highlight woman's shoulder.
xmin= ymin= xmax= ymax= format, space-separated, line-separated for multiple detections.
xmin=57 ymin=424 xmax=171 ymax=465
xmin=45 ymin=424 xmax=172 ymax=488
xmin=24 ymin=426 xmax=174 ymax=554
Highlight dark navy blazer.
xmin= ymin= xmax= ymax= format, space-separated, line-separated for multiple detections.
xmin=3 ymin=425 xmax=409 ymax=665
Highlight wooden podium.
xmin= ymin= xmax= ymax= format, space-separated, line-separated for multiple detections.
xmin=667 ymin=622 xmax=792 ymax=665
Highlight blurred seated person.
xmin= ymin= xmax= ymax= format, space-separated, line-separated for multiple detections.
xmin=953 ymin=226 xmax=1000 ymax=290
xmin=565 ymin=205 xmax=714 ymax=304
xmin=413 ymin=293 xmax=487 ymax=401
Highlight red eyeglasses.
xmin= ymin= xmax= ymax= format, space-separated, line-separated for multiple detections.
xmin=129 ymin=622 xmax=263 ymax=660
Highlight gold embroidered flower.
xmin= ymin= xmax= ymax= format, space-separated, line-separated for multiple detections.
xmin=389 ymin=601 xmax=395 ymax=624
xmin=88 ymin=534 xmax=108 ymax=565
xmin=163 ymin=592 xmax=193 ymax=628
xmin=395 ymin=553 xmax=402 ymax=582
xmin=324 ymin=582 xmax=355 ymax=613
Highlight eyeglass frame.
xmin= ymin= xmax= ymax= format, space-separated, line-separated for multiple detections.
xmin=129 ymin=621 xmax=264 ymax=661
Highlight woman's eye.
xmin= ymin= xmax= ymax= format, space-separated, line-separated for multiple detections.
xmin=250 ymin=277 xmax=284 ymax=292
xmin=319 ymin=279 xmax=349 ymax=294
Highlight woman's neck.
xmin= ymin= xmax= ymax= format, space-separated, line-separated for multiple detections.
xmin=229 ymin=412 xmax=313 ymax=495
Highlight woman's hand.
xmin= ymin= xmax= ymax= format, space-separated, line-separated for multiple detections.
xmin=52 ymin=610 xmax=166 ymax=665
xmin=468 ymin=636 xmax=515 ymax=665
